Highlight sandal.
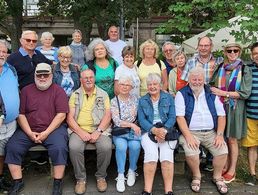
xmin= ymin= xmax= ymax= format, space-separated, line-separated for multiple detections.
xmin=191 ymin=176 xmax=201 ymax=193
xmin=223 ymin=172 xmax=235 ymax=184
xmin=212 ymin=178 xmax=228 ymax=194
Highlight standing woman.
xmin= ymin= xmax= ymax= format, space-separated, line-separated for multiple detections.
xmin=36 ymin=32 xmax=59 ymax=64
xmin=82 ymin=38 xmax=119 ymax=99
xmin=53 ymin=46 xmax=80 ymax=97
xmin=168 ymin=51 xmax=188 ymax=97
xmin=114 ymin=46 xmax=140 ymax=97
xmin=136 ymin=39 xmax=168 ymax=96
xmin=209 ymin=42 xmax=252 ymax=183
xmin=69 ymin=29 xmax=87 ymax=67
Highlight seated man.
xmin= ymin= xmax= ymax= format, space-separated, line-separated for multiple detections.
xmin=175 ymin=67 xmax=228 ymax=194
xmin=5 ymin=63 xmax=69 ymax=195
xmin=67 ymin=68 xmax=112 ymax=194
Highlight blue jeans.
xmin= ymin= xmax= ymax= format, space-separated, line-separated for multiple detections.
xmin=113 ymin=131 xmax=141 ymax=174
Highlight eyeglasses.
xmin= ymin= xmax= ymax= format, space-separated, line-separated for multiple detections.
xmin=36 ymin=74 xmax=50 ymax=79
xmin=60 ymin=56 xmax=71 ymax=60
xmin=226 ymin=49 xmax=239 ymax=54
xmin=119 ymin=83 xmax=132 ymax=87
xmin=164 ymin=49 xmax=175 ymax=53
xmin=198 ymin=44 xmax=211 ymax=48
xmin=23 ymin=38 xmax=37 ymax=43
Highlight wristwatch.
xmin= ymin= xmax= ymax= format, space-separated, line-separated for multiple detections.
xmin=96 ymin=128 xmax=103 ymax=133
xmin=226 ymin=93 xmax=230 ymax=98
xmin=217 ymin=132 xmax=223 ymax=136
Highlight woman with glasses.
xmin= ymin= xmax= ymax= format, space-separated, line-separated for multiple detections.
xmin=209 ymin=42 xmax=252 ymax=183
xmin=53 ymin=46 xmax=80 ymax=97
xmin=168 ymin=51 xmax=188 ymax=97
xmin=162 ymin=42 xmax=177 ymax=75
xmin=138 ymin=73 xmax=177 ymax=195
xmin=111 ymin=76 xmax=141 ymax=193
xmin=69 ymin=29 xmax=87 ymax=67
xmin=36 ymin=32 xmax=59 ymax=64
xmin=82 ymin=38 xmax=119 ymax=99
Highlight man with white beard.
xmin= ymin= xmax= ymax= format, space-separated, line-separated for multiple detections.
xmin=5 ymin=63 xmax=69 ymax=195
xmin=0 ymin=40 xmax=19 ymax=191
xmin=175 ymin=67 xmax=229 ymax=194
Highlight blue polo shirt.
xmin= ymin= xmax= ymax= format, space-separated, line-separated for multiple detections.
xmin=0 ymin=63 xmax=19 ymax=123
xmin=7 ymin=47 xmax=52 ymax=89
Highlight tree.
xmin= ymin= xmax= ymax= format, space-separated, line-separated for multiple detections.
xmin=0 ymin=0 xmax=23 ymax=51
xmin=157 ymin=0 xmax=258 ymax=45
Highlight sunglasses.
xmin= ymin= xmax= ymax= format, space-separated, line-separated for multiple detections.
xmin=164 ymin=49 xmax=175 ymax=53
xmin=36 ymin=74 xmax=50 ymax=79
xmin=23 ymin=38 xmax=37 ymax=43
xmin=226 ymin=49 xmax=239 ymax=54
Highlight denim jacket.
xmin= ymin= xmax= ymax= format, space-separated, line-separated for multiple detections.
xmin=53 ymin=63 xmax=80 ymax=92
xmin=138 ymin=90 xmax=176 ymax=133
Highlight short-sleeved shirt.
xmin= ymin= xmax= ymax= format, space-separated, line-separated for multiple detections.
xmin=69 ymin=87 xmax=110 ymax=133
xmin=105 ymin=39 xmax=127 ymax=65
xmin=115 ymin=64 xmax=140 ymax=97
xmin=136 ymin=61 xmax=166 ymax=96
xmin=20 ymin=83 xmax=68 ymax=132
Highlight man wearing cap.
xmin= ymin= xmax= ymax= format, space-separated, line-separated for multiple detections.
xmin=67 ymin=68 xmax=112 ymax=194
xmin=5 ymin=63 xmax=69 ymax=195
xmin=0 ymin=40 xmax=20 ymax=191
xmin=7 ymin=30 xmax=52 ymax=90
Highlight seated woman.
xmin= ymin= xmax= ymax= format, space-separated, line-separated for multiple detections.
xmin=111 ymin=76 xmax=141 ymax=193
xmin=168 ymin=51 xmax=188 ymax=97
xmin=53 ymin=46 xmax=80 ymax=97
xmin=138 ymin=73 xmax=177 ymax=195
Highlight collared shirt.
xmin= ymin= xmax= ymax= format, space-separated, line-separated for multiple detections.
xmin=175 ymin=89 xmax=225 ymax=131
xmin=0 ymin=63 xmax=19 ymax=124
xmin=181 ymin=54 xmax=223 ymax=84
xmin=69 ymin=87 xmax=110 ymax=133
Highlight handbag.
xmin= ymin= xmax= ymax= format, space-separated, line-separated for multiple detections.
xmin=111 ymin=96 xmax=131 ymax=136
xmin=148 ymin=122 xmax=179 ymax=143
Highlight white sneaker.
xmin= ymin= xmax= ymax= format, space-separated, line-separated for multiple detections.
xmin=127 ymin=170 xmax=137 ymax=187
xmin=116 ymin=174 xmax=125 ymax=192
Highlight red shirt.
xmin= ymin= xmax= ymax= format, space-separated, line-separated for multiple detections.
xmin=20 ymin=83 xmax=68 ymax=132
xmin=176 ymin=69 xmax=188 ymax=91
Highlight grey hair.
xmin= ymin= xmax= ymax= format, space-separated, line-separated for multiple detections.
xmin=146 ymin=73 xmax=162 ymax=86
xmin=118 ymin=75 xmax=133 ymax=87
xmin=85 ymin=38 xmax=112 ymax=61
xmin=21 ymin=30 xmax=38 ymax=40
xmin=162 ymin=41 xmax=176 ymax=52
xmin=173 ymin=50 xmax=187 ymax=62
xmin=0 ymin=39 xmax=9 ymax=49
xmin=188 ymin=67 xmax=205 ymax=78
xmin=40 ymin=32 xmax=54 ymax=43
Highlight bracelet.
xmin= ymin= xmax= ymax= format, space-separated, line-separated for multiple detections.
xmin=96 ymin=128 xmax=103 ymax=133
xmin=217 ymin=132 xmax=223 ymax=136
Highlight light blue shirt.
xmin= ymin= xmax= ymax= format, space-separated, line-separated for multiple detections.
xmin=0 ymin=63 xmax=20 ymax=123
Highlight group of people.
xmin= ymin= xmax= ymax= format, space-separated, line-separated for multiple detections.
xmin=0 ymin=24 xmax=257 ymax=195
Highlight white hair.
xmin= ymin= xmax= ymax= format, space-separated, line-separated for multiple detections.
xmin=188 ymin=67 xmax=205 ymax=78
xmin=40 ymin=32 xmax=55 ymax=43
xmin=146 ymin=73 xmax=162 ymax=86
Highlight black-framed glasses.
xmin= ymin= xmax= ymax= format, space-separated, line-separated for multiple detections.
xmin=226 ymin=49 xmax=239 ymax=54
xmin=36 ymin=74 xmax=50 ymax=79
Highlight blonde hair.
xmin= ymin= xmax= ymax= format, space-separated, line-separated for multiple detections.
xmin=21 ymin=30 xmax=38 ymax=40
xmin=139 ymin=39 xmax=159 ymax=59
xmin=58 ymin=46 xmax=72 ymax=57
xmin=40 ymin=32 xmax=54 ymax=43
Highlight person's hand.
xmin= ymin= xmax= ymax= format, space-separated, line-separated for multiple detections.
xmin=28 ymin=131 xmax=40 ymax=143
xmin=36 ymin=131 xmax=50 ymax=143
xmin=89 ymin=130 xmax=101 ymax=143
xmin=213 ymin=135 xmax=225 ymax=148
xmin=210 ymin=87 xmax=225 ymax=97
xmin=155 ymin=136 xmax=165 ymax=143
xmin=131 ymin=124 xmax=141 ymax=136
xmin=153 ymin=127 xmax=167 ymax=140
xmin=185 ymin=134 xmax=199 ymax=150
xmin=79 ymin=131 xmax=91 ymax=142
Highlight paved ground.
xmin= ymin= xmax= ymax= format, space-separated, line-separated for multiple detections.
xmin=0 ymin=151 xmax=257 ymax=195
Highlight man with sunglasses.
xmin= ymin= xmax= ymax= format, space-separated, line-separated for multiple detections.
xmin=5 ymin=63 xmax=69 ymax=195
xmin=7 ymin=30 xmax=52 ymax=90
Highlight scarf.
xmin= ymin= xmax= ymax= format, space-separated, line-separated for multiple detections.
xmin=217 ymin=59 xmax=242 ymax=108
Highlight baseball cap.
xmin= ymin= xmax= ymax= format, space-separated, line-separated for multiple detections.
xmin=35 ymin=63 xmax=52 ymax=74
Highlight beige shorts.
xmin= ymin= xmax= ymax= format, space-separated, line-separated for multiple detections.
xmin=179 ymin=130 xmax=228 ymax=157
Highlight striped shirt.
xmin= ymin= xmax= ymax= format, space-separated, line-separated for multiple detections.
xmin=36 ymin=46 xmax=59 ymax=63
xmin=246 ymin=63 xmax=258 ymax=119
xmin=181 ymin=54 xmax=223 ymax=84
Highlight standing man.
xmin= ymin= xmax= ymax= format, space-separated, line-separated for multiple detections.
xmin=0 ymin=40 xmax=20 ymax=191
xmin=181 ymin=36 xmax=223 ymax=84
xmin=67 ymin=68 xmax=112 ymax=194
xmin=5 ymin=63 xmax=69 ymax=195
xmin=162 ymin=41 xmax=177 ymax=75
xmin=242 ymin=42 xmax=258 ymax=186
xmin=105 ymin=26 xmax=127 ymax=65
xmin=7 ymin=30 xmax=52 ymax=90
